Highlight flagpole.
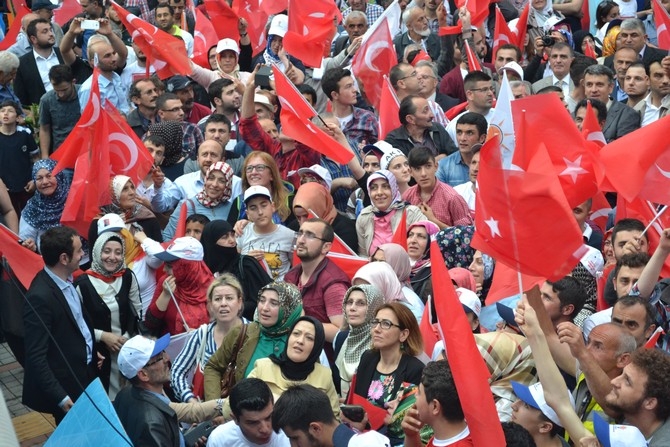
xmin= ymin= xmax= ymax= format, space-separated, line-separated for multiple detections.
xmin=640 ymin=204 xmax=669 ymax=239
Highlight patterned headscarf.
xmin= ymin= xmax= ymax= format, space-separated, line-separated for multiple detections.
xmin=436 ymin=226 xmax=475 ymax=269
xmin=21 ymin=159 xmax=70 ymax=230
xmin=367 ymin=170 xmax=404 ymax=215
xmin=147 ymin=121 xmax=183 ymax=166
xmin=602 ymin=26 xmax=621 ymax=57
xmin=336 ymin=285 xmax=385 ymax=383
xmin=195 ymin=162 xmax=233 ymax=207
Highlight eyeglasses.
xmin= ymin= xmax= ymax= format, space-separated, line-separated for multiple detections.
xmin=417 ymin=75 xmax=436 ymax=82
xmin=144 ymin=352 xmax=166 ymax=368
xmin=400 ymin=71 xmax=417 ymax=80
xmin=370 ymin=319 xmax=402 ymax=330
xmin=469 ymin=86 xmax=495 ymax=93
xmin=344 ymin=299 xmax=367 ymax=307
xmin=296 ymin=230 xmax=330 ymax=242
xmin=245 ymin=164 xmax=270 ymax=173
xmin=162 ymin=106 xmax=182 ymax=112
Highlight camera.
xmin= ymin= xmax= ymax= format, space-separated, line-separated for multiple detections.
xmin=541 ymin=32 xmax=556 ymax=47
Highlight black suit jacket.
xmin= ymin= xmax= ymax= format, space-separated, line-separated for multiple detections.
xmin=332 ymin=34 xmax=350 ymax=57
xmin=14 ymin=47 xmax=65 ymax=107
xmin=434 ymin=91 xmax=460 ymax=113
xmin=603 ymin=100 xmax=640 ymax=142
xmin=604 ymin=45 xmax=668 ymax=70
xmin=22 ymin=269 xmax=96 ymax=415
xmin=114 ymin=386 xmax=181 ymax=447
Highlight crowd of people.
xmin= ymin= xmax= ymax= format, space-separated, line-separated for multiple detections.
xmin=1 ymin=0 xmax=670 ymax=445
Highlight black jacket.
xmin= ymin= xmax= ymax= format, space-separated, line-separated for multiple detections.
xmin=352 ymin=350 xmax=425 ymax=401
xmin=114 ymin=386 xmax=181 ymax=447
xmin=385 ymin=123 xmax=458 ymax=157
xmin=14 ymin=47 xmax=65 ymax=107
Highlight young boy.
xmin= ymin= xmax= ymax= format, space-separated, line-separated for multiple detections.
xmin=0 ymin=100 xmax=38 ymax=212
xmin=510 ymin=381 xmax=571 ymax=447
xmin=184 ymin=214 xmax=209 ymax=241
xmin=136 ymin=134 xmax=176 ymax=214
xmin=237 ymin=185 xmax=295 ymax=280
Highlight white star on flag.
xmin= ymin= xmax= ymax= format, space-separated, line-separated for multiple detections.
xmin=485 ymin=217 xmax=501 ymax=237
xmin=560 ymin=156 xmax=589 ymax=183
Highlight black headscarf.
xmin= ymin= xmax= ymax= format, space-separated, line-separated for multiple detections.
xmin=270 ymin=316 xmax=325 ymax=381
xmin=201 ymin=220 xmax=239 ymax=274
xmin=147 ymin=121 xmax=183 ymax=167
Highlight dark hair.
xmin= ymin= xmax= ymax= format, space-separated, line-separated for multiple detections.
xmin=129 ymin=77 xmax=154 ymax=100
xmin=628 ymin=61 xmax=649 ymax=77
xmin=272 ymin=384 xmax=337 ymax=432
xmin=545 ymin=276 xmax=587 ymax=319
xmin=575 ymin=98 xmax=608 ymax=123
xmin=550 ymin=41 xmax=574 ymax=57
xmin=408 ymin=146 xmax=435 ymax=168
xmin=297 ymin=84 xmax=317 ymax=105
xmin=422 ymin=360 xmax=464 ymax=422
xmin=208 ymin=78 xmax=235 ymax=105
xmin=204 ymin=113 xmax=231 ymax=131
xmin=321 ymin=67 xmax=352 ymax=101
xmin=536 ymin=85 xmax=564 ymax=95
xmin=156 ymin=92 xmax=179 ymax=111
xmin=303 ymin=217 xmax=334 ymax=243
xmin=570 ymin=54 xmax=598 ymax=84
xmin=48 ymin=64 xmax=75 ymax=84
xmin=389 ymin=63 xmax=413 ymax=89
xmin=456 ymin=112 xmax=487 ymax=136
xmin=155 ymin=2 xmax=174 ymax=15
xmin=596 ymin=0 xmax=619 ymax=28
xmin=0 ymin=100 xmax=21 ymax=115
xmin=615 ymin=294 xmax=655 ymax=330
xmin=501 ymin=422 xmax=537 ymax=447
xmin=613 ymin=252 xmax=649 ymax=279
xmin=185 ymin=213 xmax=210 ymax=226
xmin=374 ymin=302 xmax=423 ymax=355
xmin=463 ymin=71 xmax=492 ymax=91
xmin=629 ymin=348 xmax=670 ymax=420
xmin=612 ymin=218 xmax=646 ymax=247
xmin=496 ymin=43 xmax=521 ymax=61
xmin=584 ymin=64 xmax=614 ymax=84
xmin=26 ymin=18 xmax=51 ymax=40
xmin=230 ymin=378 xmax=274 ymax=419
xmin=40 ymin=226 xmax=79 ymax=267
xmin=142 ymin=133 xmax=166 ymax=148
xmin=398 ymin=94 xmax=421 ymax=126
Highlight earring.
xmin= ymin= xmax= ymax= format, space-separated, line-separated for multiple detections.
xmin=400 ymin=342 xmax=405 ymax=350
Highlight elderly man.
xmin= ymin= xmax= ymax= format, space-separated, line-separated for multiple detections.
xmin=332 ymin=11 xmax=368 ymax=56
xmin=393 ymin=6 xmax=440 ymax=62
xmin=0 ymin=51 xmax=21 ymax=107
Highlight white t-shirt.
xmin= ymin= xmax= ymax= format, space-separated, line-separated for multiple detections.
xmin=237 ymin=223 xmax=295 ymax=280
xmin=207 ymin=421 xmax=290 ymax=447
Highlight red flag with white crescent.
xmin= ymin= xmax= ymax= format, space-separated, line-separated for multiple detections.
xmin=53 ymin=0 xmax=82 ymax=26
xmin=203 ymin=0 xmax=240 ymax=41
xmin=378 ymin=76 xmax=400 ymax=139
xmin=653 ymin=0 xmax=670 ymax=50
xmin=283 ymin=0 xmax=340 ymax=68
xmin=233 ymin=0 xmax=269 ymax=56
xmin=492 ymin=6 xmax=513 ymax=63
xmin=192 ymin=7 xmax=219 ymax=68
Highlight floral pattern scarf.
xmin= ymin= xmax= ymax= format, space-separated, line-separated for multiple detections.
xmin=195 ymin=162 xmax=233 ymax=208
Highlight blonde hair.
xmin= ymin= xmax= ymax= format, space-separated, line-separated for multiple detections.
xmin=242 ymin=151 xmax=291 ymax=221
xmin=207 ymin=273 xmax=244 ymax=317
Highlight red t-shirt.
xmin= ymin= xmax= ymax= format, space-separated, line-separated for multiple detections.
xmin=426 ymin=427 xmax=475 ymax=447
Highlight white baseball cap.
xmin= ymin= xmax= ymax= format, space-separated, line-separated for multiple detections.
xmin=118 ymin=334 xmax=170 ymax=379
xmin=216 ymin=38 xmax=239 ymax=55
xmin=379 ymin=146 xmax=406 ymax=171
xmin=243 ymin=185 xmax=272 ymax=203
xmin=512 ymin=381 xmax=574 ymax=427
xmin=268 ymin=14 xmax=288 ymax=37
xmin=254 ymin=94 xmax=273 ymax=112
xmin=593 ymin=413 xmax=647 ymax=447
xmin=456 ymin=287 xmax=481 ymax=317
xmin=97 ymin=213 xmax=126 ymax=235
xmin=498 ymin=61 xmax=524 ymax=80
xmin=297 ymin=164 xmax=333 ymax=191
xmin=154 ymin=236 xmax=204 ymax=262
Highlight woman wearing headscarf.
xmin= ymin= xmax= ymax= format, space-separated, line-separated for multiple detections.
xmin=353 ymin=262 xmax=424 ymax=323
xmin=245 ymin=316 xmax=340 ymax=419
xmin=251 ymin=14 xmax=306 ymax=85
xmin=293 ymin=182 xmax=358 ymax=254
xmin=145 ymin=236 xmax=213 ymax=336
xmin=146 ymin=121 xmax=186 ymax=181
xmin=77 ymin=232 xmax=142 ymax=399
xmin=190 ymin=38 xmax=252 ymax=90
xmin=20 ymin=159 xmax=70 ymax=253
xmin=356 ymin=170 xmax=426 ymax=257
xmin=335 ymin=285 xmax=385 ymax=396
xmin=436 ymin=225 xmax=475 ymax=269
xmin=469 ymin=250 xmax=496 ymax=302
xmin=406 ymin=221 xmax=440 ymax=304
xmin=203 ymin=282 xmax=303 ymax=400
xmin=163 ymin=161 xmax=235 ymax=240
xmin=371 ymin=243 xmax=423 ymax=314
xmin=200 ymin=220 xmax=272 ymax=321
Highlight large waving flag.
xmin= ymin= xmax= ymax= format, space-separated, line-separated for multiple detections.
xmin=272 ymin=65 xmax=354 ymax=164
xmin=203 ymin=0 xmax=239 ymax=41
xmin=192 ymin=7 xmax=219 ymax=68
xmin=233 ymin=0 xmax=270 ymax=55
xmin=492 ymin=6 xmax=514 ymax=63
xmin=473 ymin=135 xmax=588 ymax=280
xmin=110 ymin=1 xmax=191 ymax=79
xmin=0 ymin=225 xmax=43 ymax=289
xmin=653 ymin=0 xmax=670 ymax=50
xmin=52 ymin=68 xmax=154 ymax=236
xmin=430 ymin=240 xmax=507 ymax=446
xmin=284 ymin=0 xmax=341 ymax=68
xmin=54 ymin=0 xmax=82 ymax=26
xmin=379 ymin=76 xmax=401 ymax=139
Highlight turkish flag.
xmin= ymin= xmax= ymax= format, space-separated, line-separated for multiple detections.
xmin=654 ymin=0 xmax=670 ymax=50
xmin=351 ymin=16 xmax=397 ymax=109
xmin=379 ymin=76 xmax=401 ymax=139
xmin=492 ymin=6 xmax=514 ymax=64
xmin=0 ymin=0 xmax=30 ymax=51
xmin=325 ymin=252 xmax=369 ymax=280
xmin=419 ymin=296 xmax=440 ymax=356
xmin=192 ymin=8 xmax=219 ymax=68
xmin=580 ymin=0 xmax=591 ymax=33
xmin=512 ymin=94 xmax=603 ymax=208
xmin=590 ymin=191 xmax=612 ymax=234
xmin=600 ymin=115 xmax=670 ymax=205
xmin=272 ymin=65 xmax=354 ymax=164
xmin=54 ymin=0 xmax=82 ymax=26
xmin=439 ymin=0 xmax=489 ymax=35
xmin=390 ymin=208 xmax=408 ymax=250
xmin=464 ymin=39 xmax=482 ymax=72
xmin=446 ymin=101 xmax=468 ymax=121
xmin=110 ymin=2 xmax=191 ymax=79
xmin=233 ymin=0 xmax=269 ymax=56
xmin=584 ymin=39 xmax=598 ymax=59
xmin=485 ymin=262 xmax=544 ymax=306
xmin=283 ymin=0 xmax=340 ymax=68
xmin=0 ymin=225 xmax=44 ymax=289
xmin=430 ymin=240 xmax=507 ymax=446
xmin=581 ymin=100 xmax=606 ymax=147
xmin=260 ymin=0 xmax=288 ymax=15
xmin=174 ymin=202 xmax=189 ymax=239
xmin=472 ymin=137 xmax=588 ymax=280
xmin=513 ymin=4 xmax=530 ymax=52
xmin=203 ymin=0 xmax=239 ymax=41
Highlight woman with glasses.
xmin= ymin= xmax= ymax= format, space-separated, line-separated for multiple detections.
xmin=170 ymin=274 xmax=246 ymax=403
xmin=347 ymin=302 xmax=425 ymax=446
xmin=334 ymin=285 xmax=385 ymax=396
xmin=203 ymin=282 xmax=303 ymax=400
xmin=162 ymin=161 xmax=235 ymax=240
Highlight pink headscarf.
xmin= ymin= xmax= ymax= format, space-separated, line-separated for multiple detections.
xmin=449 ymin=267 xmax=477 ymax=293
xmin=375 ymin=243 xmax=411 ymax=283
xmin=353 ymin=262 xmax=405 ymax=303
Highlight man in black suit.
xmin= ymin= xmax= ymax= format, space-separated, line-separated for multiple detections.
xmin=604 ymin=18 xmax=668 ymax=70
xmin=22 ymin=226 xmax=96 ymax=424
xmin=14 ymin=18 xmax=65 ymax=108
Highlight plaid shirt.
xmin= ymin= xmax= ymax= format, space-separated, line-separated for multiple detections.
xmin=321 ymin=157 xmax=354 ymax=213
xmin=342 ymin=107 xmax=379 ymax=148
xmin=402 ymin=179 xmax=473 ymax=226
xmin=124 ymin=0 xmax=151 ymax=22
xmin=342 ymin=3 xmax=384 ymax=25
xmin=181 ymin=121 xmax=204 ymax=159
